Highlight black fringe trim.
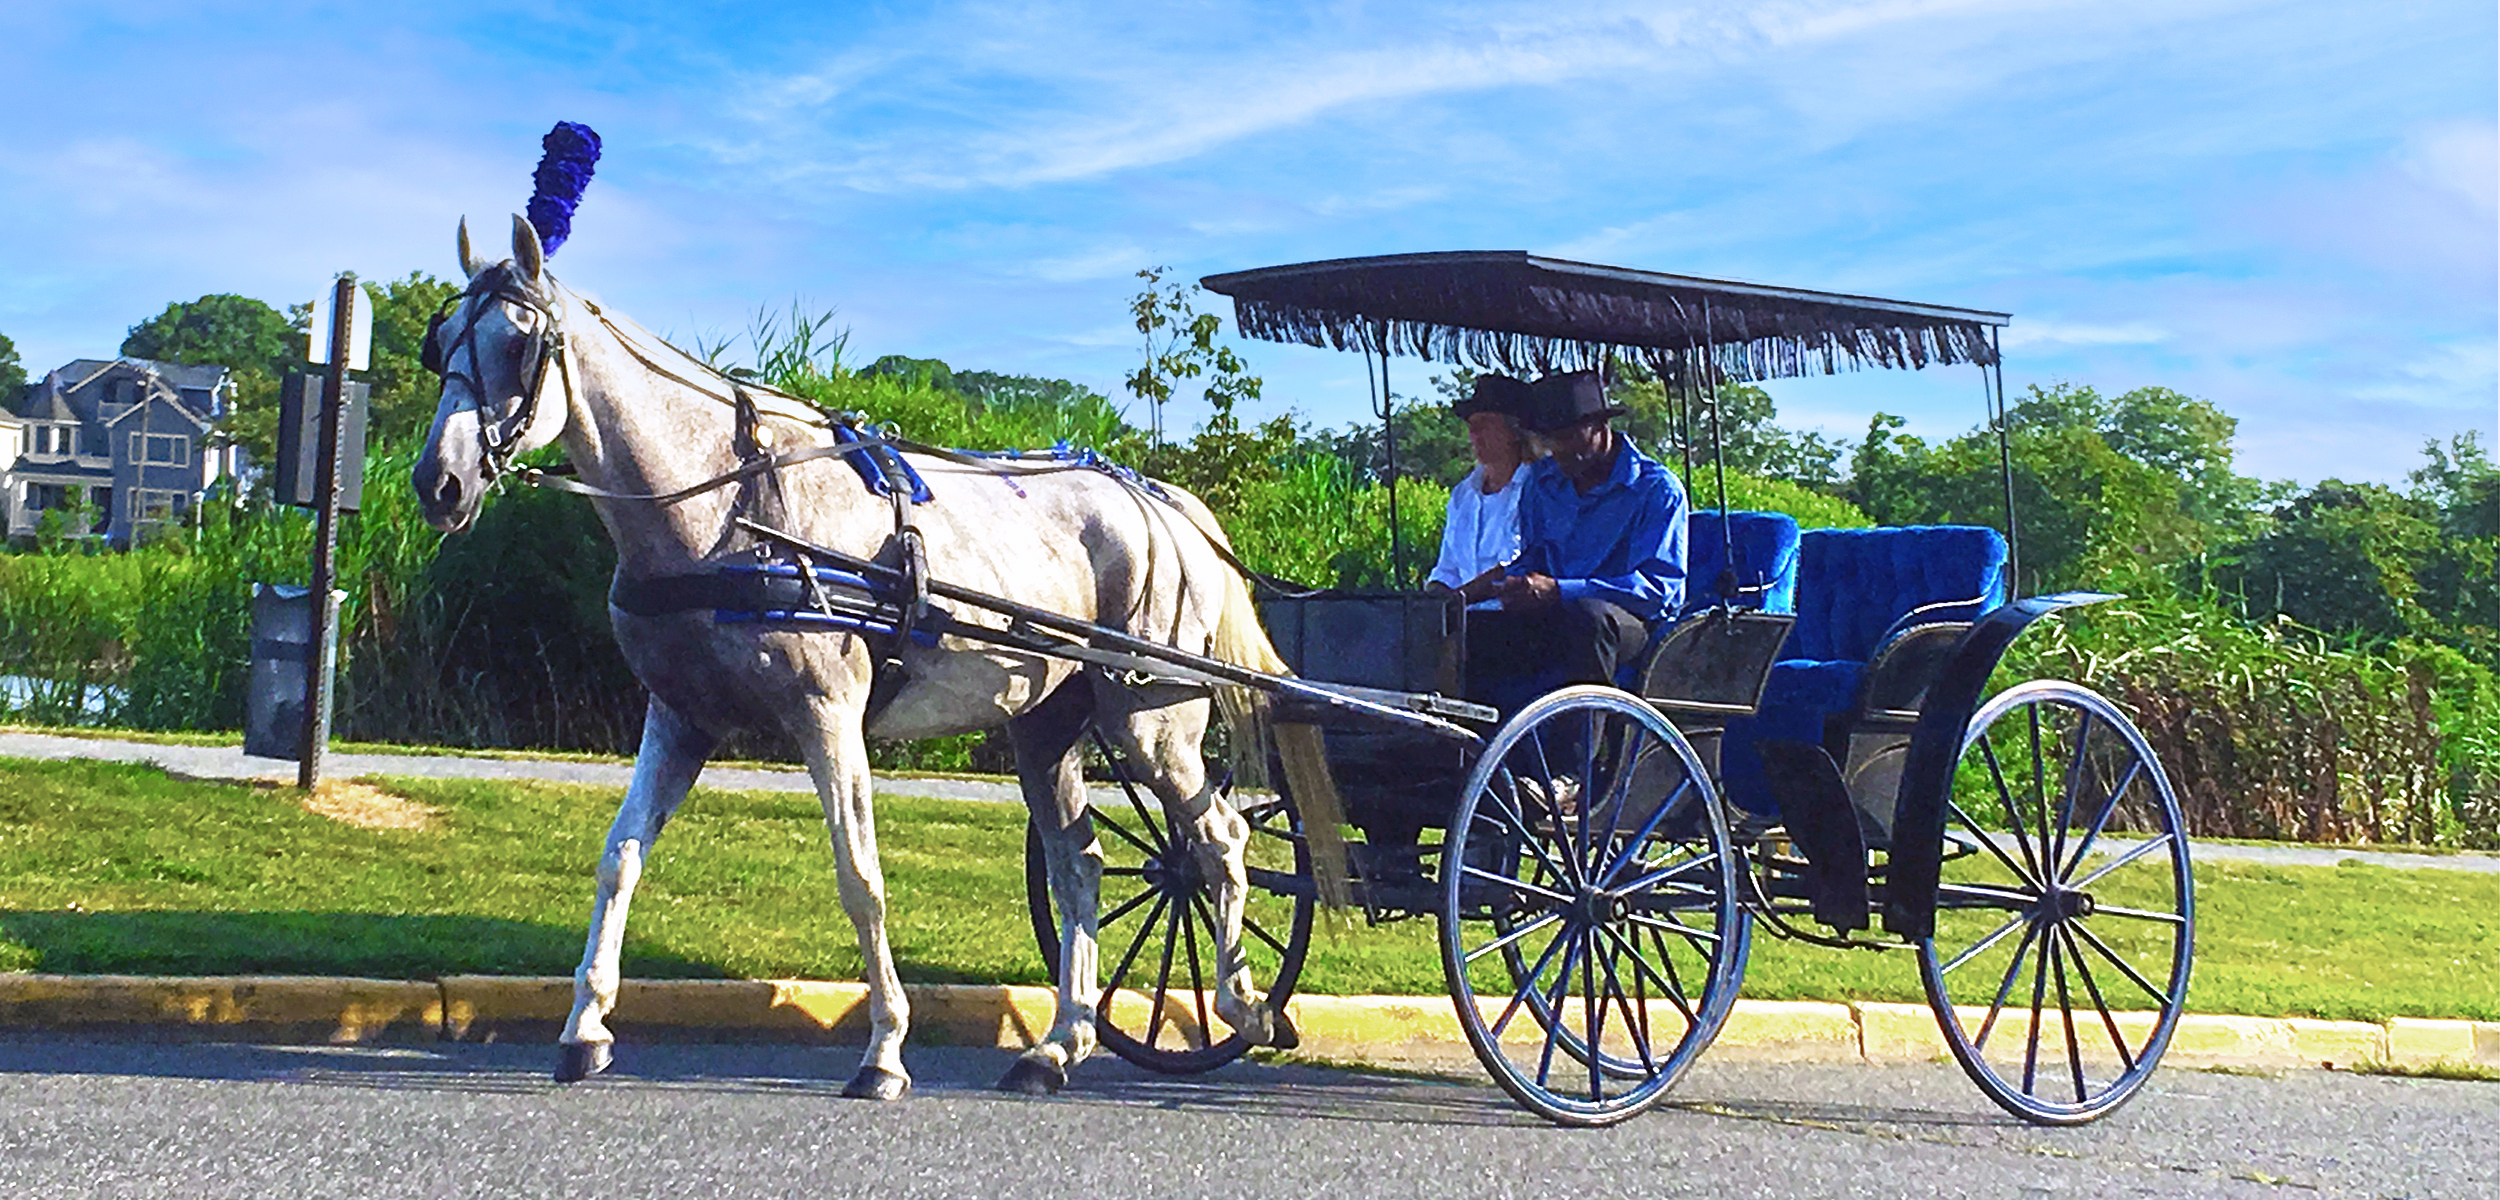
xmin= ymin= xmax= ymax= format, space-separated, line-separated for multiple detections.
xmin=1234 ymin=298 xmax=1999 ymax=382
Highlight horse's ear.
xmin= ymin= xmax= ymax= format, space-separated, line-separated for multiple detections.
xmin=457 ymin=217 xmax=485 ymax=278
xmin=511 ymin=213 xmax=544 ymax=285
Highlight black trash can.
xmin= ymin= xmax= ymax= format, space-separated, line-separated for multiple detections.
xmin=244 ymin=583 xmax=340 ymax=760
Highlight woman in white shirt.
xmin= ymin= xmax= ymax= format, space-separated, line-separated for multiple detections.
xmin=1427 ymin=373 xmax=1536 ymax=603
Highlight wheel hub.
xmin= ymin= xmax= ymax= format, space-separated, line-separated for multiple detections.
xmin=1569 ymin=885 xmax=1627 ymax=926
xmin=2038 ymin=887 xmax=2093 ymax=921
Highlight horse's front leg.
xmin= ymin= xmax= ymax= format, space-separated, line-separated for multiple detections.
xmin=557 ymin=697 xmax=717 ymax=1082
xmin=999 ymin=675 xmax=1101 ymax=1095
xmin=1118 ymin=701 xmax=1296 ymax=1052
xmin=794 ymin=691 xmax=912 ymax=1100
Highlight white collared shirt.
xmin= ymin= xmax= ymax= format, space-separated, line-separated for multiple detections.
xmin=1428 ymin=463 xmax=1527 ymax=589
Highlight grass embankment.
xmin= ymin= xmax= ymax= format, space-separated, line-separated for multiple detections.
xmin=1 ymin=756 xmax=2493 ymax=1022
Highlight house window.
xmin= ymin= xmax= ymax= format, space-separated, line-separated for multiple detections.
xmin=129 ymin=433 xmax=190 ymax=466
xmin=79 ymin=426 xmax=107 ymax=458
xmin=134 ymin=490 xmax=181 ymax=523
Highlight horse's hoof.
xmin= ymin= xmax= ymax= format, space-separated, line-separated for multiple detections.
xmin=996 ymin=1055 xmax=1067 ymax=1096
xmin=1265 ymin=1007 xmax=1301 ymax=1052
xmin=841 ymin=1066 xmax=912 ymax=1101
xmin=554 ymin=1041 xmax=611 ymax=1083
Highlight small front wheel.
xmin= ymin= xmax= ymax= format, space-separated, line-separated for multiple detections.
xmin=1439 ymin=686 xmax=1751 ymax=1127
xmin=1917 ymin=680 xmax=2195 ymax=1124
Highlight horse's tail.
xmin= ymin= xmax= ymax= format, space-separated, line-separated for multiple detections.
xmin=1170 ymin=491 xmax=1357 ymax=910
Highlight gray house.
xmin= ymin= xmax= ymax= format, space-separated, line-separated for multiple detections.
xmin=4 ymin=357 xmax=240 ymax=544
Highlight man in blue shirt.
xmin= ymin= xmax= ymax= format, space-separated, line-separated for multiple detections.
xmin=1468 ymin=370 xmax=1688 ymax=709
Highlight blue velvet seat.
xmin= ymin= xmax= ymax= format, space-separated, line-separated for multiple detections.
xmin=1718 ymin=525 xmax=2008 ymax=815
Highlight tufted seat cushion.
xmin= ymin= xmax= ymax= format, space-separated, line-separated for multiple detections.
xmin=1606 ymin=510 xmax=1801 ymax=693
xmin=1719 ymin=525 xmax=2007 ymax=814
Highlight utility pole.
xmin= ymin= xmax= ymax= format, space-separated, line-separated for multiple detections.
xmin=299 ymin=274 xmax=362 ymax=789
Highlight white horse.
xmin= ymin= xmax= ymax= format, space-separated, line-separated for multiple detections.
xmin=412 ymin=215 xmax=1304 ymax=1098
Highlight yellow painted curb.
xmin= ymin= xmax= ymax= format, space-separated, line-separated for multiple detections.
xmin=1713 ymin=1001 xmax=1858 ymax=1061
xmin=2387 ymin=1018 xmax=2500 ymax=1069
xmin=0 ymin=974 xmax=439 ymax=1042
xmin=0 ymin=974 xmax=2486 ymax=1076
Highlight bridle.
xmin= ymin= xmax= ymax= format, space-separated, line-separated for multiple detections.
xmin=421 ymin=264 xmax=572 ymax=483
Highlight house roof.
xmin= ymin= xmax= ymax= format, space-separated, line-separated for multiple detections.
xmin=105 ymin=395 xmax=212 ymax=432
xmin=21 ymin=357 xmax=232 ymax=421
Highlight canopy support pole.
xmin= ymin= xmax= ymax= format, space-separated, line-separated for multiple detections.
xmin=1985 ymin=326 xmax=2021 ymax=599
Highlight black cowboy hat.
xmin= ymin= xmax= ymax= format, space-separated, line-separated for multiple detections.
xmin=1453 ymin=373 xmax=1531 ymax=420
xmin=1524 ymin=370 xmax=1626 ymax=433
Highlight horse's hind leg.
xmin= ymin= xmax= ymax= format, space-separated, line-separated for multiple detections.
xmin=1100 ymin=694 xmax=1292 ymax=1051
xmin=557 ymin=697 xmax=717 ymax=1082
xmin=999 ymin=675 xmax=1100 ymax=1095
xmin=792 ymin=692 xmax=913 ymax=1101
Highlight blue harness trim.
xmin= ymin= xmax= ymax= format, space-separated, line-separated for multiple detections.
xmin=834 ymin=423 xmax=934 ymax=504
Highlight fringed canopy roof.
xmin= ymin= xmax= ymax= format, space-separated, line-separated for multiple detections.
xmin=1200 ymin=251 xmax=2009 ymax=383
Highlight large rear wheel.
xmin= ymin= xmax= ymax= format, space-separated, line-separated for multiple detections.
xmin=1439 ymin=686 xmax=1751 ymax=1127
xmin=1917 ymin=680 xmax=2195 ymax=1124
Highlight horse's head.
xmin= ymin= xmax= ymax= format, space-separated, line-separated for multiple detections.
xmin=413 ymin=215 xmax=574 ymax=533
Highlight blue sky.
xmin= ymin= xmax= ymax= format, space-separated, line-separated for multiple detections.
xmin=1 ymin=0 xmax=2491 ymax=484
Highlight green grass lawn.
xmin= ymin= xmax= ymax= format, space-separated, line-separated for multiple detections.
xmin=0 ymin=755 xmax=2492 ymax=1022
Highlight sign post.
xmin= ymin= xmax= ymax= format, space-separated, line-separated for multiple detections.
xmin=298 ymin=274 xmax=367 ymax=789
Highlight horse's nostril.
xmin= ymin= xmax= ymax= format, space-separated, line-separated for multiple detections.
xmin=437 ymin=472 xmax=463 ymax=510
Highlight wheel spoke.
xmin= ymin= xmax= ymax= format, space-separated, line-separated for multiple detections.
xmin=2071 ymin=833 xmax=2174 ymax=890
xmin=1098 ymin=885 xmax=1159 ymax=929
xmin=1488 ymin=769 xmax=1579 ymax=890
xmin=1490 ymin=916 xmax=1576 ymax=1040
xmin=2051 ymin=710 xmax=2096 ymax=874
xmin=1096 ymin=811 xmax=1162 ymax=859
xmin=2090 ymin=903 xmax=2188 ymax=926
xmin=1145 ymin=898 xmax=1183 ymax=1048
xmin=1179 ymin=892 xmax=1212 ymax=1050
xmin=1599 ymin=776 xmax=1696 ymax=888
xmin=2022 ymin=924 xmax=2055 ymax=1095
xmin=1609 ymin=852 xmax=1719 ymax=897
xmin=1461 ymin=863 xmax=1574 ymax=906
xmin=1602 ymin=921 xmax=1697 ymax=1027
xmin=1102 ymin=893 xmax=1169 ymax=996
xmin=1600 ymin=930 xmax=1659 ymax=1076
xmin=2052 ymin=928 xmax=2088 ymax=1103
xmin=1592 ymin=718 xmax=1644 ymax=871
xmin=2059 ymin=758 xmax=2143 ymax=880
xmin=1972 ymin=920 xmax=2043 ymax=1052
xmin=1241 ymin=911 xmax=1289 ymax=957
xmin=2056 ymin=924 xmax=2139 ymax=1074
xmin=1625 ymin=911 xmax=1721 ymax=949
xmin=1947 ymin=803 xmax=2043 ymax=890
xmin=2027 ymin=704 xmax=2052 ymax=881
xmin=1977 ymin=737 xmax=2048 ymax=886
xmin=1582 ymin=925 xmax=1604 ymax=1101
xmin=1532 ymin=930 xmax=1588 ymax=1091
xmin=1465 ymin=909 xmax=1566 ymax=965
xmin=1937 ymin=911 xmax=2030 ymax=977
xmin=2068 ymin=919 xmax=2175 ymax=1007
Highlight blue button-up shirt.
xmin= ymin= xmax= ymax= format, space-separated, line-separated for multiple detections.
xmin=1508 ymin=435 xmax=1687 ymax=622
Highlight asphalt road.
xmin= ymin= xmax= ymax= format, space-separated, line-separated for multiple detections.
xmin=0 ymin=1037 xmax=2489 ymax=1199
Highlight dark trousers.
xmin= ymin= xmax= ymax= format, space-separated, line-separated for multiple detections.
xmin=1464 ymin=597 xmax=1649 ymax=709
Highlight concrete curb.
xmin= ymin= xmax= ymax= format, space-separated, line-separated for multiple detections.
xmin=3 ymin=975 xmax=2494 ymax=1073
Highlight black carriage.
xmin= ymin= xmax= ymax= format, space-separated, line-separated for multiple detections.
xmin=1022 ymin=253 xmax=2195 ymax=1128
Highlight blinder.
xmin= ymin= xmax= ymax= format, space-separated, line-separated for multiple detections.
xmin=419 ymin=268 xmax=570 ymax=482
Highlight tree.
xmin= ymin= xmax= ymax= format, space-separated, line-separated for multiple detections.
xmin=0 ymin=328 xmax=26 ymax=409
xmin=1124 ymin=266 xmax=1262 ymax=470
xmin=359 ymin=271 xmax=463 ymax=447
xmin=121 ymin=293 xmax=299 ymax=462
xmin=1845 ymin=382 xmax=2272 ymax=594
xmin=2213 ymin=481 xmax=2441 ymax=644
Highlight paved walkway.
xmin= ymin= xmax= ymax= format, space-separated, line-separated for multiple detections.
xmin=7 ymin=728 xmax=2498 ymax=874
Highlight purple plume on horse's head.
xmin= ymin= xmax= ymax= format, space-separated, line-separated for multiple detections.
xmin=525 ymin=121 xmax=602 ymax=257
